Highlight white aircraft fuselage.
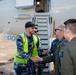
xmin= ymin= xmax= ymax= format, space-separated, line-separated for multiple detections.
xmin=0 ymin=0 xmax=76 ymax=35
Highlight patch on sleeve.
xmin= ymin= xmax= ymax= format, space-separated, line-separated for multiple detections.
xmin=59 ymin=51 xmax=64 ymax=57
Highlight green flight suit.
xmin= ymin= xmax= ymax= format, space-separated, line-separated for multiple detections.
xmin=42 ymin=37 xmax=67 ymax=75
xmin=60 ymin=37 xmax=76 ymax=75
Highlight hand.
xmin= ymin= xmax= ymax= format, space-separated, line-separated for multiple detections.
xmin=42 ymin=50 xmax=50 ymax=54
xmin=35 ymin=56 xmax=43 ymax=62
xmin=30 ymin=57 xmax=38 ymax=63
xmin=34 ymin=63 xmax=38 ymax=67
xmin=30 ymin=56 xmax=43 ymax=63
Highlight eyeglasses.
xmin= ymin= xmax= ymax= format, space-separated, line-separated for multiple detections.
xmin=55 ymin=29 xmax=62 ymax=31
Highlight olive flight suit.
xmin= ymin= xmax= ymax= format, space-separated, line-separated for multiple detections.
xmin=60 ymin=37 xmax=76 ymax=75
xmin=42 ymin=37 xmax=68 ymax=75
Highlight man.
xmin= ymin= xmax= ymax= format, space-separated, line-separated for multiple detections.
xmin=42 ymin=30 xmax=59 ymax=56
xmin=13 ymin=21 xmax=38 ymax=75
xmin=43 ymin=36 xmax=59 ymax=55
xmin=36 ymin=25 xmax=67 ymax=75
xmin=60 ymin=19 xmax=76 ymax=75
xmin=50 ymin=39 xmax=59 ymax=54
xmin=34 ymin=25 xmax=42 ymax=55
xmin=33 ymin=24 xmax=44 ymax=75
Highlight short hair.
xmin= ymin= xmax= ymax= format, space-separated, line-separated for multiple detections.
xmin=55 ymin=25 xmax=64 ymax=32
xmin=64 ymin=19 xmax=76 ymax=34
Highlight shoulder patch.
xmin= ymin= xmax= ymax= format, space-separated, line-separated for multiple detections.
xmin=59 ymin=51 xmax=64 ymax=57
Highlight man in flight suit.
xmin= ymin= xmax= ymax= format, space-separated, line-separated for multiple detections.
xmin=35 ymin=25 xmax=68 ymax=75
xmin=60 ymin=19 xmax=76 ymax=75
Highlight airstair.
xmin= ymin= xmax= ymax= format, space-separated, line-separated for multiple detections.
xmin=35 ymin=13 xmax=51 ymax=50
xmin=34 ymin=13 xmax=52 ymax=74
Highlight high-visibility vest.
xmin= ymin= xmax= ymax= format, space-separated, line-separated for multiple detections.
xmin=37 ymin=36 xmax=42 ymax=48
xmin=33 ymin=35 xmax=42 ymax=48
xmin=14 ymin=34 xmax=38 ymax=64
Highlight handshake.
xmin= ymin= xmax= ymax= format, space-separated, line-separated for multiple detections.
xmin=30 ymin=50 xmax=50 ymax=63
xmin=30 ymin=56 xmax=43 ymax=63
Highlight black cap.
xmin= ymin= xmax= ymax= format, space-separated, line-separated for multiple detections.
xmin=25 ymin=21 xmax=35 ymax=28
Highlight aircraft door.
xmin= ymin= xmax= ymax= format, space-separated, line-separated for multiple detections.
xmin=35 ymin=0 xmax=51 ymax=13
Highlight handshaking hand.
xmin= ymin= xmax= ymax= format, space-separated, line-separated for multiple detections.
xmin=42 ymin=50 xmax=50 ymax=54
xmin=30 ymin=56 xmax=43 ymax=63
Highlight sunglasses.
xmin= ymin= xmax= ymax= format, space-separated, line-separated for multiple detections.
xmin=35 ymin=30 xmax=39 ymax=33
xmin=55 ymin=29 xmax=62 ymax=32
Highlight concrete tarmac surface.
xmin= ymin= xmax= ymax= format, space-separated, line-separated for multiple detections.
xmin=0 ymin=36 xmax=16 ymax=68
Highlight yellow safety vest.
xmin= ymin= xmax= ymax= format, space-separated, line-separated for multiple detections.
xmin=33 ymin=35 xmax=42 ymax=48
xmin=37 ymin=36 xmax=42 ymax=48
xmin=14 ymin=34 xmax=38 ymax=64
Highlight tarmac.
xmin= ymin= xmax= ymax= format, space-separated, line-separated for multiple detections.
xmin=0 ymin=35 xmax=16 ymax=68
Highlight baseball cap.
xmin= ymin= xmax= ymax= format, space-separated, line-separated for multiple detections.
xmin=25 ymin=21 xmax=35 ymax=28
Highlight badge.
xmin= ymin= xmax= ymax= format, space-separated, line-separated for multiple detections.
xmin=59 ymin=51 xmax=64 ymax=57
